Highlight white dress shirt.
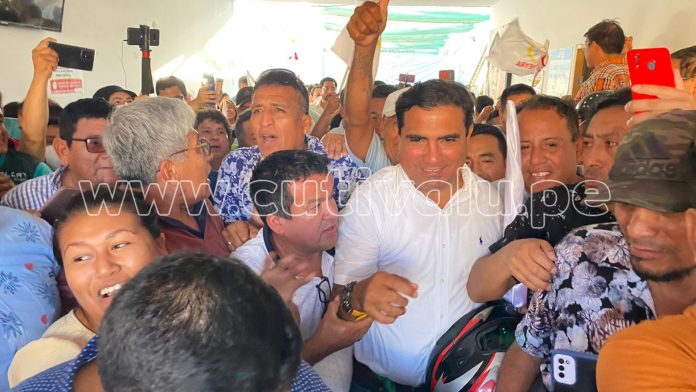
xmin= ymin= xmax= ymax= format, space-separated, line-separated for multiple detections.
xmin=334 ymin=164 xmax=503 ymax=386
xmin=231 ymin=228 xmax=353 ymax=392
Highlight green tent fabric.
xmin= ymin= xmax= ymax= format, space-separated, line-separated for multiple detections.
xmin=321 ymin=6 xmax=489 ymax=54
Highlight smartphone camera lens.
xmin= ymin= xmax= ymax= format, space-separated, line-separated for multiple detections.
xmin=559 ymin=372 xmax=565 ymax=379
xmin=559 ymin=365 xmax=565 ymax=371
xmin=558 ymin=359 xmax=564 ymax=364
xmin=648 ymin=60 xmax=657 ymax=71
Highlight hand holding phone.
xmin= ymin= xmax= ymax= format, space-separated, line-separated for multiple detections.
xmin=627 ymin=48 xmax=676 ymax=100
xmin=47 ymin=42 xmax=95 ymax=71
xmin=551 ymin=350 xmax=598 ymax=392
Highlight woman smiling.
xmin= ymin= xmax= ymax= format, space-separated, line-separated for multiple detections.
xmin=8 ymin=188 xmax=166 ymax=387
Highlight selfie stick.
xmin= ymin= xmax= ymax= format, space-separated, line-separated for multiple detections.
xmin=139 ymin=25 xmax=154 ymax=95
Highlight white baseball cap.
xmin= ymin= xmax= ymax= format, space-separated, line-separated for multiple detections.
xmin=382 ymin=87 xmax=410 ymax=118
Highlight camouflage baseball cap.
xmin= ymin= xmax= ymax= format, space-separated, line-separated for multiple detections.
xmin=587 ymin=110 xmax=696 ymax=213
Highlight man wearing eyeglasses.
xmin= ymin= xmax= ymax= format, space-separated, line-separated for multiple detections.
xmin=104 ymin=97 xmax=230 ymax=258
xmin=1 ymin=98 xmax=117 ymax=211
xmin=213 ymin=68 xmax=361 ymax=252
xmin=232 ymin=150 xmax=370 ymax=392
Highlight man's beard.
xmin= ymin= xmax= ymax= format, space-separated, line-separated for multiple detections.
xmin=632 ymin=256 xmax=696 ymax=282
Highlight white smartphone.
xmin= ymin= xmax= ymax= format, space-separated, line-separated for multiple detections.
xmin=551 ymin=350 xmax=598 ymax=392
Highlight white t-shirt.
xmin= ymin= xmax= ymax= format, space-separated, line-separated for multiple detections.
xmin=334 ymin=164 xmax=504 ymax=386
xmin=231 ymin=229 xmax=353 ymax=392
xmin=8 ymin=309 xmax=95 ymax=387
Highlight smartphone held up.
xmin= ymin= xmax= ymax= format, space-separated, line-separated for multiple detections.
xmin=627 ymin=48 xmax=676 ymax=100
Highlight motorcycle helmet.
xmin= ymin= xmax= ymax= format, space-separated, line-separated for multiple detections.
xmin=426 ymin=300 xmax=523 ymax=392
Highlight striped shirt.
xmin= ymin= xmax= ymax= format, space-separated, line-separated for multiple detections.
xmin=1 ymin=166 xmax=65 ymax=211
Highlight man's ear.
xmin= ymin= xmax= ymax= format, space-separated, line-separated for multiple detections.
xmin=156 ymin=233 xmax=167 ymax=255
xmin=53 ymin=137 xmax=70 ymax=166
xmin=266 ymin=214 xmax=286 ymax=235
xmin=158 ymin=159 xmax=177 ymax=181
xmin=301 ymin=114 xmax=312 ymax=134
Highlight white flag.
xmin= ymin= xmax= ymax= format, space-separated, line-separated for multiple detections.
xmin=246 ymin=70 xmax=256 ymax=87
xmin=487 ymin=18 xmax=549 ymax=77
xmin=502 ymin=99 xmax=529 ymax=308
xmin=503 ymin=99 xmax=525 ymax=228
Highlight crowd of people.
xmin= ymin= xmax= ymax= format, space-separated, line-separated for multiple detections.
xmin=1 ymin=1 xmax=695 ymax=391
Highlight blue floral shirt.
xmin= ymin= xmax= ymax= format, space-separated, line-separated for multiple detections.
xmin=516 ymin=222 xmax=655 ymax=389
xmin=213 ymin=135 xmax=363 ymax=224
xmin=1 ymin=207 xmax=61 ymax=391
xmin=14 ymin=336 xmax=330 ymax=392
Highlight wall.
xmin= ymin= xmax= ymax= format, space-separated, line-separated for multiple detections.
xmin=0 ymin=0 xmax=234 ymax=106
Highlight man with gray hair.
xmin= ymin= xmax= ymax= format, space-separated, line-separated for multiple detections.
xmin=103 ymin=97 xmax=229 ymax=256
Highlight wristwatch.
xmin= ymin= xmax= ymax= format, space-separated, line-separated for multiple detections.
xmin=341 ymin=281 xmax=368 ymax=321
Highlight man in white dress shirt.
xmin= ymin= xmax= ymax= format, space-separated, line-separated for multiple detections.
xmin=332 ymin=4 xmax=504 ymax=389
xmin=231 ymin=149 xmax=371 ymax=392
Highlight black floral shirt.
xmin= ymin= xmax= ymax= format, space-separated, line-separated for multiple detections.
xmin=489 ymin=182 xmax=615 ymax=253
xmin=515 ymin=222 xmax=655 ymax=389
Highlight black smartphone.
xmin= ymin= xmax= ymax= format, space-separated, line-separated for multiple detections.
xmin=551 ymin=350 xmax=598 ymax=392
xmin=48 ymin=42 xmax=95 ymax=71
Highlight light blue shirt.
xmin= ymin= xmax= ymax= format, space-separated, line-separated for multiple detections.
xmin=329 ymin=127 xmax=391 ymax=176
xmin=1 ymin=207 xmax=61 ymax=391
xmin=213 ymin=135 xmax=363 ymax=224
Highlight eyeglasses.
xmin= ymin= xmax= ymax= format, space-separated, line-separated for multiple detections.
xmin=316 ymin=276 xmax=332 ymax=316
xmin=71 ymin=137 xmax=106 ymax=153
xmin=169 ymin=137 xmax=211 ymax=157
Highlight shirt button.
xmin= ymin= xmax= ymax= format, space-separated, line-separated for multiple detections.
xmin=440 ymin=278 xmax=445 ymax=283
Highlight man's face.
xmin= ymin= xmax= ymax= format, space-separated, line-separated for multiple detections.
xmin=519 ymin=108 xmax=581 ymax=193
xmin=320 ymin=81 xmax=337 ymax=101
xmin=238 ymin=119 xmax=258 ymax=148
xmin=196 ymin=119 xmax=230 ymax=168
xmin=158 ymin=86 xmax=185 ymax=100
xmin=279 ymin=173 xmax=339 ymax=253
xmin=467 ymin=134 xmax=506 ymax=182
xmin=583 ymin=40 xmax=600 ymax=69
xmin=60 ymin=118 xmax=117 ymax=185
xmin=673 ymin=60 xmax=696 ymax=98
xmin=398 ymin=105 xmax=468 ymax=194
xmin=169 ymin=130 xmax=212 ymax=202
xmin=614 ymin=203 xmax=695 ymax=282
xmin=582 ymin=106 xmax=631 ymax=189
xmin=237 ymin=100 xmax=251 ymax=112
xmin=0 ymin=110 xmax=7 ymax=155
xmin=369 ymin=97 xmax=387 ymax=137
xmin=251 ymin=84 xmax=310 ymax=158
xmin=109 ymin=91 xmax=134 ymax=106
xmin=46 ymin=124 xmax=60 ymax=145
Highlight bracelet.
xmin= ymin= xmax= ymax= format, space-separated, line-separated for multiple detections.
xmin=341 ymin=281 xmax=368 ymax=321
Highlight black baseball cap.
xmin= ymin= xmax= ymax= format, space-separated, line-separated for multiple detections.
xmin=93 ymin=85 xmax=137 ymax=102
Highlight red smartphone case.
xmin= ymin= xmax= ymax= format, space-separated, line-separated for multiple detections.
xmin=627 ymin=48 xmax=676 ymax=100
